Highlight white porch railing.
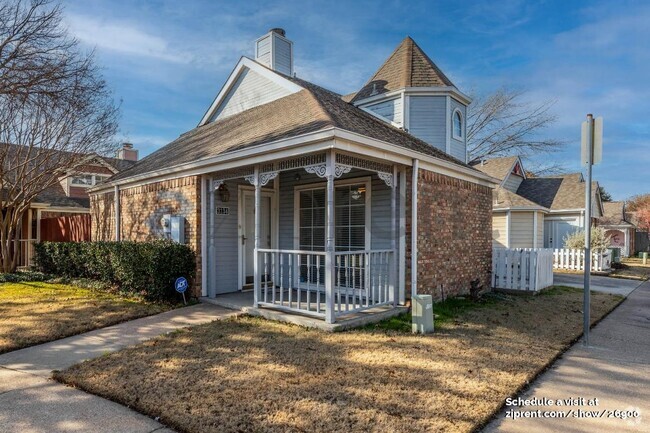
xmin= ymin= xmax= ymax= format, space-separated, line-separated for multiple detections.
xmin=553 ymin=248 xmax=612 ymax=272
xmin=17 ymin=239 xmax=37 ymax=268
xmin=257 ymin=248 xmax=395 ymax=321
xmin=334 ymin=249 xmax=394 ymax=317
xmin=492 ymin=248 xmax=554 ymax=292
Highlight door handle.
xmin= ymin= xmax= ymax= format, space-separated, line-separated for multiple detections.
xmin=242 ymin=235 xmax=247 ymax=245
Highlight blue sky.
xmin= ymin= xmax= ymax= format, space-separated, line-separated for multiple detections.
xmin=62 ymin=0 xmax=649 ymax=200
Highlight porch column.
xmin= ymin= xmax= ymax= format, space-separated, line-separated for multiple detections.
xmin=35 ymin=209 xmax=41 ymax=242
xmin=208 ymin=179 xmax=217 ymax=297
xmin=26 ymin=209 xmax=33 ymax=265
xmin=253 ymin=165 xmax=261 ymax=308
xmin=391 ymin=165 xmax=398 ymax=306
xmin=325 ymin=150 xmax=336 ymax=323
xmin=200 ymin=176 xmax=208 ymax=297
xmin=114 ymin=185 xmax=120 ymax=241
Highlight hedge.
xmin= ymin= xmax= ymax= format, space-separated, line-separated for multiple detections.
xmin=33 ymin=240 xmax=196 ymax=301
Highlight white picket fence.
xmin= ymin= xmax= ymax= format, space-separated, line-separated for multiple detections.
xmin=492 ymin=248 xmax=554 ymax=292
xmin=552 ymin=249 xmax=612 ymax=272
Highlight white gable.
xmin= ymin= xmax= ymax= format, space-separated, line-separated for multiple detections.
xmin=209 ymin=67 xmax=293 ymax=122
xmin=200 ymin=57 xmax=303 ymax=126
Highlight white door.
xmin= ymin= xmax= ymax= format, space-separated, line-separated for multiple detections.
xmin=241 ymin=191 xmax=272 ymax=288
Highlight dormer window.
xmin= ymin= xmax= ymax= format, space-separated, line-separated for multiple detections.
xmin=71 ymin=174 xmax=109 ymax=187
xmin=452 ymin=109 xmax=463 ymax=140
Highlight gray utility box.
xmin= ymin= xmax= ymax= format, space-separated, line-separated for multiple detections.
xmin=412 ymin=294 xmax=434 ymax=334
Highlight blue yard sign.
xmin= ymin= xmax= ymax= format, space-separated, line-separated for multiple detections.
xmin=175 ymin=277 xmax=188 ymax=304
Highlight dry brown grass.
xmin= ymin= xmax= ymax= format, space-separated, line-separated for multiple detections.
xmin=55 ymin=287 xmax=622 ymax=433
xmin=0 ymin=281 xmax=171 ymax=354
xmin=611 ymin=258 xmax=650 ymax=280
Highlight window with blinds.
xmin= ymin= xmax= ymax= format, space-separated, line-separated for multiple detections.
xmin=298 ymin=184 xmax=366 ymax=252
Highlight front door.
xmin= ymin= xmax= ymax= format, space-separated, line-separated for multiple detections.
xmin=241 ymin=191 xmax=272 ymax=288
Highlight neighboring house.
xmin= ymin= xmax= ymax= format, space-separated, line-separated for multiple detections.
xmin=89 ymin=29 xmax=498 ymax=325
xmin=598 ymin=201 xmax=636 ymax=257
xmin=472 ymin=156 xmax=603 ymax=249
xmin=14 ymin=144 xmax=137 ymax=267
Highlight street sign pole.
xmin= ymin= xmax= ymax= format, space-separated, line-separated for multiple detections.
xmin=583 ymin=114 xmax=594 ymax=346
xmin=581 ymin=113 xmax=602 ymax=347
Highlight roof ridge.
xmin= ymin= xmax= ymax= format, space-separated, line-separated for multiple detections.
xmin=404 ymin=36 xmax=414 ymax=87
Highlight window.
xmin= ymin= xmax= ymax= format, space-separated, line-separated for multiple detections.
xmin=453 ymin=109 xmax=463 ymax=140
xmin=70 ymin=174 xmax=109 ymax=187
xmin=297 ymin=182 xmax=368 ymax=285
xmin=334 ymin=184 xmax=366 ymax=252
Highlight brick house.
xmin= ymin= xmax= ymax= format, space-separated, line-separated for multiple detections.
xmin=89 ymin=29 xmax=497 ymax=325
xmin=15 ymin=144 xmax=137 ymax=267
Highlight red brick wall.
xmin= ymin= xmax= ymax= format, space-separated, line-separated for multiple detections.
xmin=406 ymin=168 xmax=493 ymax=300
xmin=90 ymin=176 xmax=203 ymax=296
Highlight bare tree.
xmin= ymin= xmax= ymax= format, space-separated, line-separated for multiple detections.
xmin=0 ymin=0 xmax=119 ymax=272
xmin=467 ymin=87 xmax=564 ymax=165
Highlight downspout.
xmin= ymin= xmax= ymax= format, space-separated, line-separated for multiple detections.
xmin=114 ymin=185 xmax=120 ymax=241
xmin=411 ymin=158 xmax=419 ymax=298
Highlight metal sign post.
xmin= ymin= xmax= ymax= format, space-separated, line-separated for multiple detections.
xmin=580 ymin=114 xmax=603 ymax=346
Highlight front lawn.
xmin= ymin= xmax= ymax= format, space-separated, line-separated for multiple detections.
xmin=55 ymin=287 xmax=622 ymax=433
xmin=0 ymin=281 xmax=173 ymax=354
xmin=610 ymin=257 xmax=650 ymax=280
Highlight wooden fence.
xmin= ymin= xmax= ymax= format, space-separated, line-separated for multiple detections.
xmin=636 ymin=231 xmax=650 ymax=254
xmin=552 ymin=249 xmax=612 ymax=272
xmin=40 ymin=214 xmax=91 ymax=242
xmin=492 ymin=248 xmax=554 ymax=292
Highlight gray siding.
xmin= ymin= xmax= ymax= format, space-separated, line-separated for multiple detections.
xmin=363 ymin=97 xmax=403 ymax=126
xmin=274 ymin=36 xmax=292 ymax=76
xmin=503 ymin=174 xmax=524 ymax=193
xmin=211 ymin=68 xmax=293 ymax=122
xmin=278 ymin=168 xmax=393 ymax=250
xmin=408 ymin=96 xmax=447 ymax=152
xmin=449 ymin=98 xmax=467 ymax=162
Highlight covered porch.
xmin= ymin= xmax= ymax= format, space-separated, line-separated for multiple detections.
xmin=201 ymin=150 xmax=407 ymax=326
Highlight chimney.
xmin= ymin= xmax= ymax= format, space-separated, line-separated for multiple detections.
xmin=117 ymin=142 xmax=138 ymax=161
xmin=255 ymin=28 xmax=293 ymax=76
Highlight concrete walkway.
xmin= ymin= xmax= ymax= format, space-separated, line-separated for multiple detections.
xmin=483 ymin=280 xmax=650 ymax=433
xmin=0 ymin=303 xmax=237 ymax=433
xmin=553 ymin=272 xmax=644 ymax=296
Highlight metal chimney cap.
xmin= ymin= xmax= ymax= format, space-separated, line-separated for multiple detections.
xmin=269 ymin=28 xmax=286 ymax=37
xmin=122 ymin=142 xmax=133 ymax=149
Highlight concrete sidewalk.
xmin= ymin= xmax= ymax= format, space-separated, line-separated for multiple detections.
xmin=483 ymin=280 xmax=650 ymax=433
xmin=0 ymin=303 xmax=237 ymax=433
xmin=553 ymin=272 xmax=644 ymax=296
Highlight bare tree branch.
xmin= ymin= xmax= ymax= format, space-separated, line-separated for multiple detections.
xmin=0 ymin=0 xmax=119 ymax=272
xmin=467 ymin=87 xmax=565 ymax=165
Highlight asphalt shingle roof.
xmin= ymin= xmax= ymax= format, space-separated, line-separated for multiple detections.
xmin=516 ymin=173 xmax=598 ymax=211
xmin=470 ymin=156 xmax=518 ymax=181
xmin=110 ymin=73 xmax=474 ymax=183
xmin=493 ymin=186 xmax=547 ymax=210
xmin=351 ymin=37 xmax=454 ymax=103
xmin=599 ymin=201 xmax=634 ymax=226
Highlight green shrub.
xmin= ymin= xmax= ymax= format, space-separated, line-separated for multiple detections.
xmin=34 ymin=240 xmax=196 ymax=301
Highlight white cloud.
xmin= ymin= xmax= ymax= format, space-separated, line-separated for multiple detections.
xmin=66 ymin=14 xmax=192 ymax=63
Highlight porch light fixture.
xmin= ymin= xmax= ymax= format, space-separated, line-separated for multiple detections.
xmin=218 ymin=183 xmax=230 ymax=203
xmin=351 ymin=187 xmax=365 ymax=201
xmin=294 ymin=173 xmax=301 ymax=181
